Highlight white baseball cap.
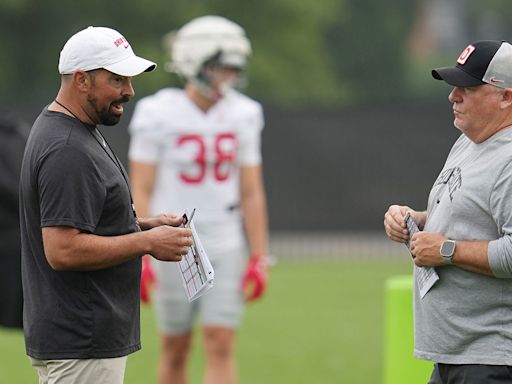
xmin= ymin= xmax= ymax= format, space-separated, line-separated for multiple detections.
xmin=58 ymin=26 xmax=156 ymax=76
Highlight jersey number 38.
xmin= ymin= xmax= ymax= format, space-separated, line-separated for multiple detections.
xmin=177 ymin=133 xmax=237 ymax=184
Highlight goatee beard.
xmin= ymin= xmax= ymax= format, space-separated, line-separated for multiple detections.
xmin=98 ymin=110 xmax=121 ymax=126
xmin=88 ymin=95 xmax=130 ymax=126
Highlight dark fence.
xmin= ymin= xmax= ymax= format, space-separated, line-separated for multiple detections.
xmin=259 ymin=103 xmax=458 ymax=231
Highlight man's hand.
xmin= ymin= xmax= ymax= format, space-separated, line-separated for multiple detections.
xmin=384 ymin=205 xmax=427 ymax=243
xmin=242 ymin=256 xmax=268 ymax=302
xmin=146 ymin=225 xmax=192 ymax=262
xmin=140 ymin=256 xmax=155 ymax=304
xmin=409 ymin=232 xmax=447 ymax=268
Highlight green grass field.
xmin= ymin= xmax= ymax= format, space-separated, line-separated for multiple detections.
xmin=0 ymin=259 xmax=412 ymax=383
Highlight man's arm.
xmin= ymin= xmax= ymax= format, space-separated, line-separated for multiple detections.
xmin=129 ymin=160 xmax=157 ymax=220
xmin=128 ymin=160 xmax=160 ymax=303
xmin=240 ymin=164 xmax=269 ymax=257
xmin=42 ymin=224 xmax=192 ymax=271
xmin=129 ymin=160 xmax=178 ymax=231
xmin=447 ymin=240 xmax=492 ymax=275
xmin=410 ymin=231 xmax=493 ymax=276
xmin=385 ymin=204 xmax=493 ymax=275
xmin=240 ymin=164 xmax=269 ymax=302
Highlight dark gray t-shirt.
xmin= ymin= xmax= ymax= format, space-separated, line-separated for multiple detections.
xmin=20 ymin=108 xmax=141 ymax=359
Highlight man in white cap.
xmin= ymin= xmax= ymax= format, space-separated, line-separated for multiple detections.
xmin=19 ymin=26 xmax=194 ymax=384
xmin=384 ymin=40 xmax=512 ymax=383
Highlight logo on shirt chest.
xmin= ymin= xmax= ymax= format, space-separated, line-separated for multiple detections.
xmin=434 ymin=167 xmax=462 ymax=201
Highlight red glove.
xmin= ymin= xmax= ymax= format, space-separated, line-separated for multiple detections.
xmin=242 ymin=256 xmax=268 ymax=302
xmin=140 ymin=256 xmax=156 ymax=304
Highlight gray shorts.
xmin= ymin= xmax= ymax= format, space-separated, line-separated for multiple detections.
xmin=429 ymin=363 xmax=512 ymax=383
xmin=30 ymin=356 xmax=127 ymax=384
xmin=154 ymin=246 xmax=246 ymax=334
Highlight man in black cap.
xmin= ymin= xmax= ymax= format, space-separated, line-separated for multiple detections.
xmin=384 ymin=40 xmax=512 ymax=383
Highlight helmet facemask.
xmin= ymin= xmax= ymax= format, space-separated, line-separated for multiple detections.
xmin=194 ymin=51 xmax=248 ymax=100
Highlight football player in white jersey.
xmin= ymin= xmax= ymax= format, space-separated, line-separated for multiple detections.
xmin=128 ymin=16 xmax=269 ymax=384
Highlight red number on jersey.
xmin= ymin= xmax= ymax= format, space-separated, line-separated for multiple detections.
xmin=177 ymin=135 xmax=206 ymax=184
xmin=177 ymin=133 xmax=237 ymax=184
xmin=214 ymin=133 xmax=236 ymax=181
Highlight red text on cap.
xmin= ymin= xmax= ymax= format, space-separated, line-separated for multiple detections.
xmin=114 ymin=37 xmax=129 ymax=49
xmin=457 ymin=45 xmax=476 ymax=65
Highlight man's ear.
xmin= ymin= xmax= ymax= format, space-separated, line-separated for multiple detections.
xmin=72 ymin=70 xmax=90 ymax=92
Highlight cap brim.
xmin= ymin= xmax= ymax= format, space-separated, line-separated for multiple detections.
xmin=432 ymin=66 xmax=485 ymax=87
xmin=104 ymin=56 xmax=157 ymax=77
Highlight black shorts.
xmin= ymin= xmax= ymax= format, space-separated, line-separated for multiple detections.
xmin=428 ymin=363 xmax=512 ymax=384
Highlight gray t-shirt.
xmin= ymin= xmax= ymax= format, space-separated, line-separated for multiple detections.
xmin=415 ymin=128 xmax=512 ymax=365
xmin=20 ymin=108 xmax=141 ymax=359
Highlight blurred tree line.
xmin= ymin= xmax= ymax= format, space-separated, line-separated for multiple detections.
xmin=0 ymin=0 xmax=419 ymax=108
xmin=2 ymin=0 xmax=512 ymax=109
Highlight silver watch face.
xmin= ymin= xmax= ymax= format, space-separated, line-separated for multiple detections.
xmin=440 ymin=240 xmax=456 ymax=257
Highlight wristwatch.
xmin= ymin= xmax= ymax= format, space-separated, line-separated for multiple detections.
xmin=440 ymin=240 xmax=456 ymax=265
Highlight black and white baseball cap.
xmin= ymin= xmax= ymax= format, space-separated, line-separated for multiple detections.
xmin=432 ymin=40 xmax=512 ymax=88
xmin=58 ymin=26 xmax=156 ymax=77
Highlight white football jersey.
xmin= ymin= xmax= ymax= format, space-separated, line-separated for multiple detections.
xmin=128 ymin=88 xmax=264 ymax=252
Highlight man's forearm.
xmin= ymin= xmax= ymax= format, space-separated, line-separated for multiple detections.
xmin=451 ymin=240 xmax=493 ymax=276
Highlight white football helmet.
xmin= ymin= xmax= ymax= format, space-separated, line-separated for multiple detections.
xmin=164 ymin=16 xmax=251 ymax=92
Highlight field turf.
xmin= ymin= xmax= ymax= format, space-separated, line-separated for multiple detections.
xmin=0 ymin=259 xmax=412 ymax=383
